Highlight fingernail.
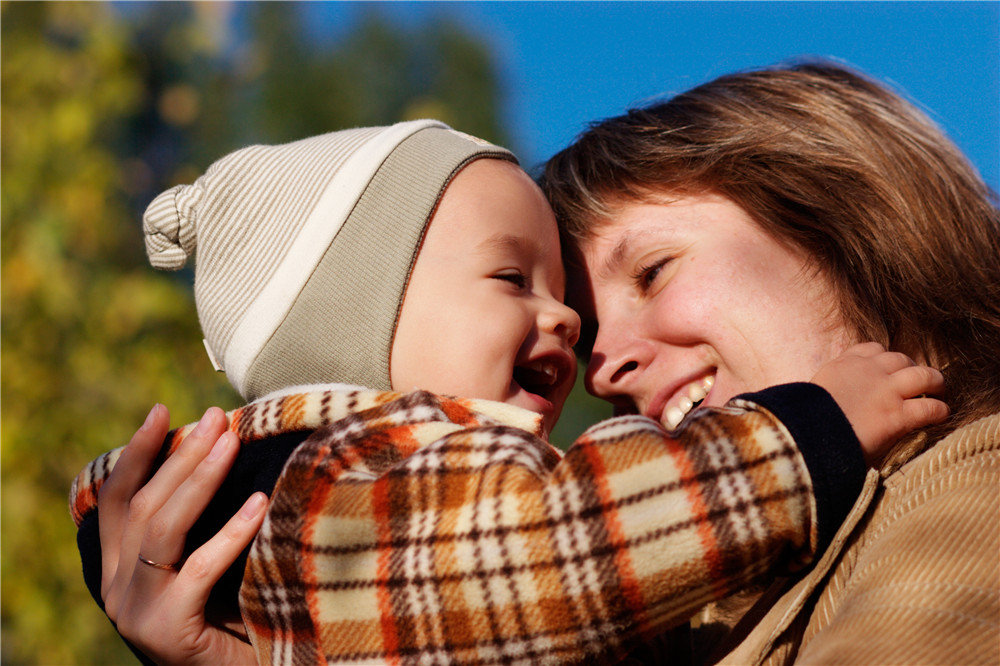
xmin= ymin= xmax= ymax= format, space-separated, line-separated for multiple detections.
xmin=240 ymin=492 xmax=267 ymax=519
xmin=191 ymin=407 xmax=216 ymax=436
xmin=205 ymin=432 xmax=231 ymax=462
xmin=140 ymin=404 xmax=161 ymax=431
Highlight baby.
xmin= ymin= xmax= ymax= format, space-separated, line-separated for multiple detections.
xmin=70 ymin=120 xmax=946 ymax=664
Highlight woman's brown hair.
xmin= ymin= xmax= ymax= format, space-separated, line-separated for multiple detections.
xmin=542 ymin=61 xmax=1000 ymax=441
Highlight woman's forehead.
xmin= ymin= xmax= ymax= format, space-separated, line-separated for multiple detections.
xmin=573 ymin=195 xmax=729 ymax=261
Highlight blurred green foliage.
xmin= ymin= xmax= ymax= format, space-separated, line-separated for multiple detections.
xmin=0 ymin=3 xmax=607 ymax=663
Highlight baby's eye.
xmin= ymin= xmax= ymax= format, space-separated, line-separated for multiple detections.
xmin=493 ymin=270 xmax=529 ymax=290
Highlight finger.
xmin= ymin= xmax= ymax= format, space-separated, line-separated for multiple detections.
xmin=120 ymin=407 xmax=227 ymax=558
xmin=892 ymin=365 xmax=946 ymax=398
xmin=873 ymin=350 xmax=919 ymax=374
xmin=100 ymin=404 xmax=171 ymax=513
xmin=901 ymin=396 xmax=950 ymax=430
xmin=843 ymin=341 xmax=887 ymax=358
xmin=174 ymin=492 xmax=268 ymax=613
xmin=135 ymin=432 xmax=241 ymax=575
xmin=130 ymin=407 xmax=229 ymax=514
xmin=132 ymin=491 xmax=268 ymax=621
xmin=106 ymin=407 xmax=227 ymax=616
xmin=99 ymin=404 xmax=170 ymax=599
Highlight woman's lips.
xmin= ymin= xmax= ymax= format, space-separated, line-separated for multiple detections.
xmin=647 ymin=374 xmax=715 ymax=429
xmin=662 ymin=375 xmax=714 ymax=428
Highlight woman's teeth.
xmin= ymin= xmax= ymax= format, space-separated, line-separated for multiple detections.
xmin=663 ymin=376 xmax=714 ymax=429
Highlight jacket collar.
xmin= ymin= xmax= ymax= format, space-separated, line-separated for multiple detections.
xmin=714 ymin=411 xmax=1000 ymax=665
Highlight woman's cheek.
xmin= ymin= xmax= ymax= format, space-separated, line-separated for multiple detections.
xmin=653 ymin=284 xmax=719 ymax=343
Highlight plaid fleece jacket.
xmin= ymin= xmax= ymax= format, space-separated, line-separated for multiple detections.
xmin=70 ymin=383 xmax=863 ymax=665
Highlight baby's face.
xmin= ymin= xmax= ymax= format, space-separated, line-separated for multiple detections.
xmin=390 ymin=159 xmax=580 ymax=436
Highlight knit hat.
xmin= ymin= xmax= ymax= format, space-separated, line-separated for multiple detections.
xmin=143 ymin=120 xmax=516 ymax=400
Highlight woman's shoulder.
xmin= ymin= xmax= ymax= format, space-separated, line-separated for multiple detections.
xmin=908 ymin=411 xmax=999 ymax=468
xmin=883 ymin=410 xmax=1000 ymax=496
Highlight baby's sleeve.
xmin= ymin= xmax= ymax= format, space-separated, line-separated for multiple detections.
xmin=240 ymin=384 xmax=864 ymax=665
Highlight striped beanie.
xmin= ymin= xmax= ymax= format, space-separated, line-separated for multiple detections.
xmin=143 ymin=120 xmax=515 ymax=400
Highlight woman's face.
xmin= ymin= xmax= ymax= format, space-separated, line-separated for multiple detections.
xmin=576 ymin=193 xmax=856 ymax=427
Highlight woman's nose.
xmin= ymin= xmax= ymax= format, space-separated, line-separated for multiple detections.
xmin=585 ymin=322 xmax=647 ymax=401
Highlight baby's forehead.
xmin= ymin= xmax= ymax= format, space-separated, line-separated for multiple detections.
xmin=432 ymin=158 xmax=556 ymax=231
xmin=441 ymin=157 xmax=529 ymax=198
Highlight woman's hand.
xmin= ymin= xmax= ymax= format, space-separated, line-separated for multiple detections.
xmin=98 ymin=405 xmax=266 ymax=665
xmin=811 ymin=342 xmax=949 ymax=467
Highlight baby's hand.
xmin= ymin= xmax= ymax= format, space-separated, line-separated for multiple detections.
xmin=810 ymin=342 xmax=948 ymax=467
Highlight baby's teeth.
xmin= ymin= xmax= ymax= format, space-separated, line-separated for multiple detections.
xmin=664 ymin=407 xmax=685 ymax=429
xmin=527 ymin=361 xmax=557 ymax=384
xmin=688 ymin=383 xmax=707 ymax=402
xmin=678 ymin=396 xmax=694 ymax=412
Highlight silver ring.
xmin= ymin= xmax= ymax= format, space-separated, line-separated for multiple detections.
xmin=137 ymin=553 xmax=181 ymax=571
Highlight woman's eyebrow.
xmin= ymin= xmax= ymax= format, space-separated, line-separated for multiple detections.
xmin=601 ymin=236 xmax=632 ymax=279
xmin=594 ymin=227 xmax=672 ymax=280
xmin=595 ymin=230 xmax=643 ymax=281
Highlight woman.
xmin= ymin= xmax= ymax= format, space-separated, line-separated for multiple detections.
xmin=94 ymin=61 xmax=999 ymax=664
xmin=541 ymin=61 xmax=1000 ymax=663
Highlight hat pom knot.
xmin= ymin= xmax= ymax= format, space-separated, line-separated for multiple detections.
xmin=143 ymin=183 xmax=203 ymax=270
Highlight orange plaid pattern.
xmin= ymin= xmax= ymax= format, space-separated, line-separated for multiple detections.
xmin=70 ymin=385 xmax=830 ymax=664
xmin=234 ymin=391 xmax=816 ymax=664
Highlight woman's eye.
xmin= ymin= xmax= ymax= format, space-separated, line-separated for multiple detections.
xmin=633 ymin=259 xmax=669 ymax=290
xmin=493 ymin=271 xmax=528 ymax=290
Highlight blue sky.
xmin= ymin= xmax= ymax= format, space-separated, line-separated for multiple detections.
xmin=303 ymin=1 xmax=999 ymax=190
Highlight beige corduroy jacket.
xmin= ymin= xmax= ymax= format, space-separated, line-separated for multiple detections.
xmin=713 ymin=411 xmax=1000 ymax=665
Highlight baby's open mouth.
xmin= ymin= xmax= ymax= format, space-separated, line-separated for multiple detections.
xmin=513 ymin=359 xmax=563 ymax=400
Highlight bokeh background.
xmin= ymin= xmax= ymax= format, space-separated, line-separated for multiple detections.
xmin=2 ymin=2 xmax=996 ymax=663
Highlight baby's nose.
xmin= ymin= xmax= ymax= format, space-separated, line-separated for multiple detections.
xmin=543 ymin=299 xmax=581 ymax=348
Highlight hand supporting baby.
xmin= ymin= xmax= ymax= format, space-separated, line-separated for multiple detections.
xmin=98 ymin=405 xmax=265 ymax=665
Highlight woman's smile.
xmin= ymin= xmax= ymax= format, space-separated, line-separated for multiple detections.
xmin=579 ymin=193 xmax=855 ymax=424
